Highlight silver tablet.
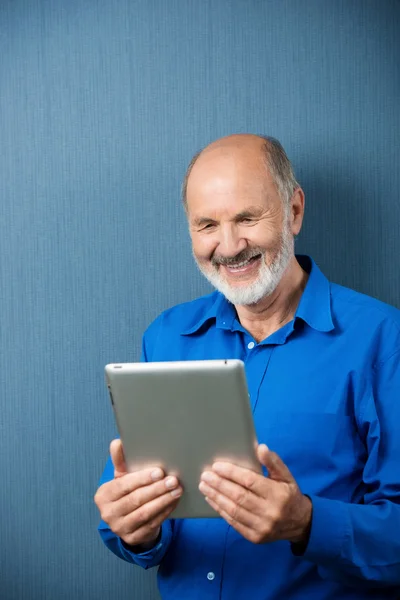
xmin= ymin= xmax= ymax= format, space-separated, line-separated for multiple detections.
xmin=105 ymin=359 xmax=261 ymax=519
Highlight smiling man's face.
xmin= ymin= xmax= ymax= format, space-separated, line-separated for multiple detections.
xmin=186 ymin=139 xmax=296 ymax=306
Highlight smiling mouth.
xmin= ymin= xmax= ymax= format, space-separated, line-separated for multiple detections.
xmin=222 ymin=254 xmax=262 ymax=273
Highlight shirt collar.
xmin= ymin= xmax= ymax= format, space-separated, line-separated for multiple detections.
xmin=181 ymin=291 xmax=233 ymax=335
xmin=294 ymin=255 xmax=334 ymax=333
xmin=181 ymin=255 xmax=334 ymax=336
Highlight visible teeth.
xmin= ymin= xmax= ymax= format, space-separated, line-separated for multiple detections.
xmin=229 ymin=259 xmax=252 ymax=268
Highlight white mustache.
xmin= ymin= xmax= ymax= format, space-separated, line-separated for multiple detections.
xmin=211 ymin=249 xmax=263 ymax=267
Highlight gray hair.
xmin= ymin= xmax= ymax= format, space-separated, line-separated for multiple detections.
xmin=181 ymin=135 xmax=299 ymax=211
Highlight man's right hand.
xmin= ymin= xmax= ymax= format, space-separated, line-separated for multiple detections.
xmin=94 ymin=439 xmax=182 ymax=549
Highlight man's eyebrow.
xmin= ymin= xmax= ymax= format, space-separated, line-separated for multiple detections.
xmin=234 ymin=206 xmax=265 ymax=219
xmin=191 ymin=206 xmax=267 ymax=227
xmin=192 ymin=216 xmax=217 ymax=227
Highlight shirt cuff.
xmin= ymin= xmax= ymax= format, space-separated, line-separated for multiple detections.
xmin=117 ymin=521 xmax=173 ymax=568
xmin=297 ymin=494 xmax=350 ymax=564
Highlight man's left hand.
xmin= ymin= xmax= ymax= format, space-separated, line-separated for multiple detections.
xmin=199 ymin=444 xmax=312 ymax=545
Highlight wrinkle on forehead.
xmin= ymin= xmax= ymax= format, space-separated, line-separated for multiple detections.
xmin=186 ymin=148 xmax=280 ymax=219
xmin=187 ymin=134 xmax=276 ymax=197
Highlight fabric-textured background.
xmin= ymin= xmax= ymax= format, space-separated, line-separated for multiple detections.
xmin=1 ymin=1 xmax=399 ymax=598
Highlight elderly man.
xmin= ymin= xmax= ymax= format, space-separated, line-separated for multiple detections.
xmin=95 ymin=134 xmax=400 ymax=599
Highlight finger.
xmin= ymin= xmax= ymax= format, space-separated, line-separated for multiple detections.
xmin=117 ymin=475 xmax=182 ymax=517
xmin=204 ymin=496 xmax=259 ymax=543
xmin=199 ymin=480 xmax=255 ymax=528
xmin=122 ymin=500 xmax=180 ymax=547
xmin=199 ymin=471 xmax=263 ymax=515
xmin=110 ymin=439 xmax=127 ymax=478
xmin=257 ymin=444 xmax=294 ymax=483
xmin=211 ymin=462 xmax=266 ymax=497
xmin=102 ymin=467 xmax=166 ymax=502
xmin=120 ymin=488 xmax=182 ymax=535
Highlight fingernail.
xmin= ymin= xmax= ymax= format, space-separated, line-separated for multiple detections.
xmin=151 ymin=468 xmax=163 ymax=481
xmin=170 ymin=487 xmax=182 ymax=498
xmin=199 ymin=481 xmax=208 ymax=494
xmin=165 ymin=476 xmax=177 ymax=489
xmin=201 ymin=471 xmax=213 ymax=483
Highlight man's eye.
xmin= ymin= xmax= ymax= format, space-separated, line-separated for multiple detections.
xmin=201 ymin=223 xmax=216 ymax=231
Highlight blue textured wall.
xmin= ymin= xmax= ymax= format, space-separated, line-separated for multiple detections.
xmin=1 ymin=1 xmax=399 ymax=598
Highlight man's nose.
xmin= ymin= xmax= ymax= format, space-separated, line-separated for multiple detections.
xmin=217 ymin=224 xmax=247 ymax=258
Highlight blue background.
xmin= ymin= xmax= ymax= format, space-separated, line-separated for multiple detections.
xmin=0 ymin=1 xmax=399 ymax=598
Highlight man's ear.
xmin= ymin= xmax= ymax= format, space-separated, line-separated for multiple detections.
xmin=290 ymin=188 xmax=305 ymax=236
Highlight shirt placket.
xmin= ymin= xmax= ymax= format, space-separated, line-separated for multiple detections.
xmin=244 ymin=342 xmax=274 ymax=414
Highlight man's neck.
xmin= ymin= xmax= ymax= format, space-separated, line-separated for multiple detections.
xmin=234 ymin=257 xmax=308 ymax=343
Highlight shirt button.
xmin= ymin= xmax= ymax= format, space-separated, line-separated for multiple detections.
xmin=247 ymin=341 xmax=255 ymax=349
xmin=207 ymin=572 xmax=215 ymax=581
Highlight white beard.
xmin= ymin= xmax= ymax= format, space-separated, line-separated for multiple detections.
xmin=194 ymin=221 xmax=294 ymax=306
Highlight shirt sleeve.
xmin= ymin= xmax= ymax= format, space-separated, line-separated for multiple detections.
xmin=98 ymin=509 xmax=173 ymax=569
xmin=297 ymin=349 xmax=400 ymax=588
xmin=97 ymin=325 xmax=175 ymax=569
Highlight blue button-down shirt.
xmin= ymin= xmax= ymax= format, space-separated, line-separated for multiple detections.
xmin=98 ymin=256 xmax=400 ymax=599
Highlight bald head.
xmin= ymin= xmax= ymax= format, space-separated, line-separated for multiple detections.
xmin=182 ymin=134 xmax=298 ymax=212
xmin=198 ymin=133 xmax=266 ymax=156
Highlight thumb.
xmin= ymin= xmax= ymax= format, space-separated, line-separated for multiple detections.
xmin=110 ymin=439 xmax=127 ymax=478
xmin=257 ymin=444 xmax=294 ymax=483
